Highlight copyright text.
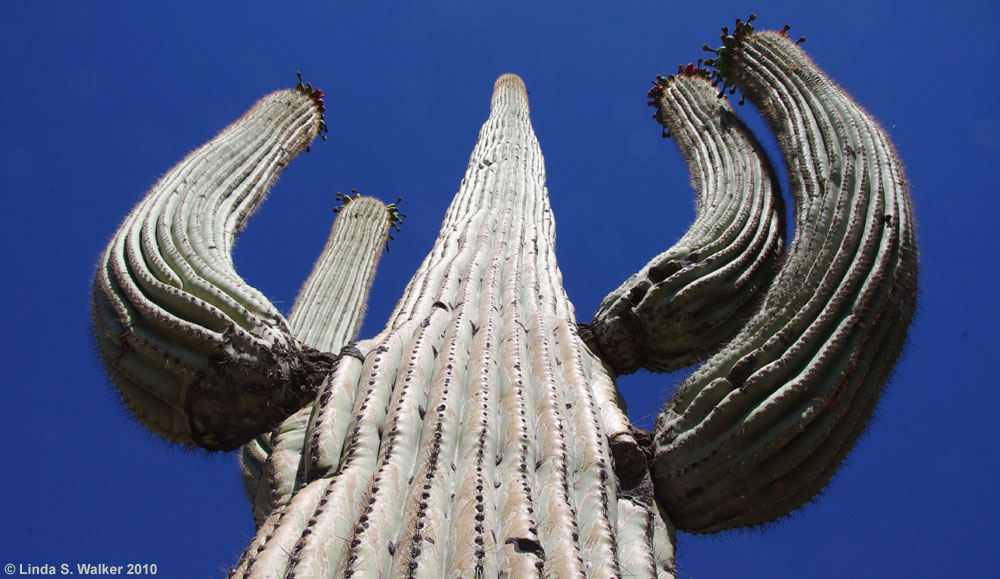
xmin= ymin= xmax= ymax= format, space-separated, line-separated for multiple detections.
xmin=4 ymin=563 xmax=158 ymax=575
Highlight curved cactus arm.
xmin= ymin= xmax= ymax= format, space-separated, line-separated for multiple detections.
xmin=240 ymin=195 xmax=393 ymax=523
xmin=650 ymin=23 xmax=918 ymax=532
xmin=588 ymin=70 xmax=785 ymax=375
xmin=230 ymin=74 xmax=675 ymax=579
xmin=91 ymin=87 xmax=334 ymax=451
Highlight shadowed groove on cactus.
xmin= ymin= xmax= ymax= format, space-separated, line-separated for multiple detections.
xmin=648 ymin=22 xmax=918 ymax=532
xmin=90 ymin=19 xmax=918 ymax=578
xmin=91 ymin=88 xmax=336 ymax=451
xmin=588 ymin=69 xmax=786 ymax=375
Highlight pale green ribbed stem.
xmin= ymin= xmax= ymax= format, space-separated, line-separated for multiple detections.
xmin=91 ymin=89 xmax=330 ymax=450
xmin=231 ymin=74 xmax=675 ymax=579
xmin=651 ymin=30 xmax=918 ymax=532
xmin=289 ymin=196 xmax=391 ymax=352
xmin=590 ymin=73 xmax=785 ymax=374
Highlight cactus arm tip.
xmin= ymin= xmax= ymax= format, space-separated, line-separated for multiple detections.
xmin=287 ymin=193 xmax=394 ymax=354
xmin=295 ymin=71 xmax=328 ymax=141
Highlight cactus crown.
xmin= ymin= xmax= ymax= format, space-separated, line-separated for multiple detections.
xmin=647 ymin=62 xmax=712 ymax=137
xmin=332 ymin=189 xmax=362 ymax=213
xmin=701 ymin=14 xmax=806 ymax=101
xmin=296 ymin=70 xmax=328 ymax=140
xmin=701 ymin=13 xmax=759 ymax=96
xmin=333 ymin=189 xmax=406 ymax=253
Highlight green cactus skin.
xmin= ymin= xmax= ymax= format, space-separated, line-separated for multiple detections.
xmin=588 ymin=71 xmax=785 ymax=375
xmin=649 ymin=28 xmax=918 ymax=532
xmin=228 ymin=74 xmax=674 ymax=579
xmin=91 ymin=89 xmax=336 ymax=451
xmin=240 ymin=194 xmax=393 ymax=524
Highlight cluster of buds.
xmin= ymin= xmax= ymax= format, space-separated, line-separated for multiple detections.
xmin=701 ymin=14 xmax=804 ymax=102
xmin=650 ymin=15 xmax=807 ymax=114
xmin=647 ymin=61 xmax=712 ymax=137
xmin=331 ymin=190 xmax=406 ymax=253
xmin=332 ymin=189 xmax=362 ymax=213
xmin=296 ymin=71 xmax=328 ymax=140
xmin=384 ymin=197 xmax=406 ymax=253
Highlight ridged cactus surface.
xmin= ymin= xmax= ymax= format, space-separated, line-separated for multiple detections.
xmin=649 ymin=25 xmax=918 ymax=532
xmin=232 ymin=74 xmax=673 ymax=579
xmin=241 ymin=194 xmax=393 ymax=524
xmin=91 ymin=89 xmax=337 ymax=451
xmin=288 ymin=194 xmax=392 ymax=353
xmin=91 ymin=19 xmax=917 ymax=578
xmin=589 ymin=71 xmax=786 ymax=375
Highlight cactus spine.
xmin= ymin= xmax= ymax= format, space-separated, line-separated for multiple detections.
xmin=92 ymin=19 xmax=916 ymax=577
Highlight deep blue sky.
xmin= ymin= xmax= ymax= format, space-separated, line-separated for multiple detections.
xmin=2 ymin=1 xmax=997 ymax=577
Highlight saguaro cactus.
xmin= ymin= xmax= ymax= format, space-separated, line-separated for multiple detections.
xmin=92 ymin=18 xmax=916 ymax=578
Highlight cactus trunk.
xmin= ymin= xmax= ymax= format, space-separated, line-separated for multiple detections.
xmin=231 ymin=73 xmax=674 ymax=579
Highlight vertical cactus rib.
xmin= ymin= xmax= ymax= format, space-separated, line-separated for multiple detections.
xmin=91 ymin=87 xmax=335 ymax=451
xmin=240 ymin=404 xmax=313 ymax=526
xmin=650 ymin=26 xmax=918 ymax=532
xmin=231 ymin=74 xmax=674 ymax=578
xmin=588 ymin=70 xmax=785 ymax=375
